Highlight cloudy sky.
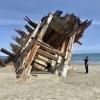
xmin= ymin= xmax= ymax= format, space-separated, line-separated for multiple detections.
xmin=0 ymin=0 xmax=100 ymax=55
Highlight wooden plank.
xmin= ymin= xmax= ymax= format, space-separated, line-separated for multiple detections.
xmin=38 ymin=14 xmax=54 ymax=40
xmin=37 ymin=41 xmax=65 ymax=57
xmin=26 ymin=44 xmax=40 ymax=65
xmin=35 ymin=55 xmax=52 ymax=64
xmin=33 ymin=59 xmax=47 ymax=67
xmin=10 ymin=43 xmax=20 ymax=53
xmin=37 ymin=49 xmax=58 ymax=61
xmin=33 ymin=63 xmax=45 ymax=71
xmin=12 ymin=36 xmax=20 ymax=44
xmin=21 ymin=21 xmax=42 ymax=52
xmin=15 ymin=29 xmax=28 ymax=37
xmin=25 ymin=25 xmax=34 ymax=33
xmin=0 ymin=48 xmax=15 ymax=57
xmin=24 ymin=16 xmax=37 ymax=28
xmin=37 ymin=40 xmax=54 ymax=49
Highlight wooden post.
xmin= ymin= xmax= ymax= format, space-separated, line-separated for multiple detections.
xmin=54 ymin=41 xmax=66 ymax=75
xmin=38 ymin=14 xmax=53 ymax=40
xmin=17 ymin=43 xmax=40 ymax=79
xmin=57 ymin=42 xmax=66 ymax=64
xmin=60 ymin=33 xmax=76 ymax=77
xmin=21 ymin=21 xmax=41 ymax=52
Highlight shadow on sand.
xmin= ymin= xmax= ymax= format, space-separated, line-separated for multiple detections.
xmin=31 ymin=71 xmax=52 ymax=77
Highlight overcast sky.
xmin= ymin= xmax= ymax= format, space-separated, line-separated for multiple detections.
xmin=0 ymin=0 xmax=100 ymax=55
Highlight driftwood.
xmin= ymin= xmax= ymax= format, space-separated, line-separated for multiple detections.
xmin=0 ymin=10 xmax=91 ymax=79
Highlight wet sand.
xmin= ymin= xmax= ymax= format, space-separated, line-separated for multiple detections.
xmin=0 ymin=64 xmax=100 ymax=100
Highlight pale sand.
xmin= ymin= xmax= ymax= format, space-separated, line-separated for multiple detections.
xmin=0 ymin=64 xmax=100 ymax=100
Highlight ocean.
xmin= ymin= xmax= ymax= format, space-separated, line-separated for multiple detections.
xmin=0 ymin=56 xmax=8 ymax=61
xmin=0 ymin=53 xmax=100 ymax=64
xmin=72 ymin=53 xmax=100 ymax=64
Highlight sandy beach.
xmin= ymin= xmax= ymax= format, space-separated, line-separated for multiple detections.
xmin=0 ymin=64 xmax=100 ymax=100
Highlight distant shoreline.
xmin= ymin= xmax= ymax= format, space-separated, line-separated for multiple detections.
xmin=0 ymin=53 xmax=100 ymax=64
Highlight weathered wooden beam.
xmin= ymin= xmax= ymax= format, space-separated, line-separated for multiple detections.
xmin=74 ymin=20 xmax=92 ymax=43
xmin=50 ymin=13 xmax=77 ymax=35
xmin=24 ymin=16 xmax=37 ymax=28
xmin=33 ymin=63 xmax=45 ymax=71
xmin=14 ymin=29 xmax=32 ymax=48
xmin=15 ymin=29 xmax=27 ymax=37
xmin=54 ymin=41 xmax=66 ymax=75
xmin=35 ymin=55 xmax=52 ymax=64
xmin=37 ymin=41 xmax=65 ymax=57
xmin=61 ymin=33 xmax=76 ymax=77
xmin=83 ymin=20 xmax=92 ymax=30
xmin=12 ymin=36 xmax=20 ymax=44
xmin=62 ymin=13 xmax=69 ymax=21
xmin=25 ymin=25 xmax=34 ymax=33
xmin=38 ymin=14 xmax=54 ymax=40
xmin=20 ymin=21 xmax=42 ymax=52
xmin=37 ymin=49 xmax=58 ymax=61
xmin=12 ymin=23 xmax=41 ymax=78
xmin=46 ymin=17 xmax=79 ymax=49
xmin=54 ymin=10 xmax=63 ymax=17
xmin=15 ymin=43 xmax=40 ymax=79
xmin=10 ymin=43 xmax=20 ymax=53
xmin=57 ymin=41 xmax=66 ymax=63
xmin=26 ymin=44 xmax=40 ymax=65
xmin=0 ymin=48 xmax=15 ymax=57
xmin=37 ymin=40 xmax=54 ymax=49
xmin=76 ymin=40 xmax=82 ymax=45
xmin=33 ymin=59 xmax=47 ymax=67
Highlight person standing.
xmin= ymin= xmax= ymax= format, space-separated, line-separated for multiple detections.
xmin=84 ymin=56 xmax=89 ymax=73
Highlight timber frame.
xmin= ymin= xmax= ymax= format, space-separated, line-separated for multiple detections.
xmin=0 ymin=10 xmax=91 ymax=79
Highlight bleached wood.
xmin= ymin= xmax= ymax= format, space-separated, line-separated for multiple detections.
xmin=38 ymin=14 xmax=53 ymax=40
xmin=61 ymin=33 xmax=76 ymax=77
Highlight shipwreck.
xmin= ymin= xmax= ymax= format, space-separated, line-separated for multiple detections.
xmin=0 ymin=10 xmax=91 ymax=79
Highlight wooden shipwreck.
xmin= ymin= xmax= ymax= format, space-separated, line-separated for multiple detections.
xmin=0 ymin=10 xmax=91 ymax=79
